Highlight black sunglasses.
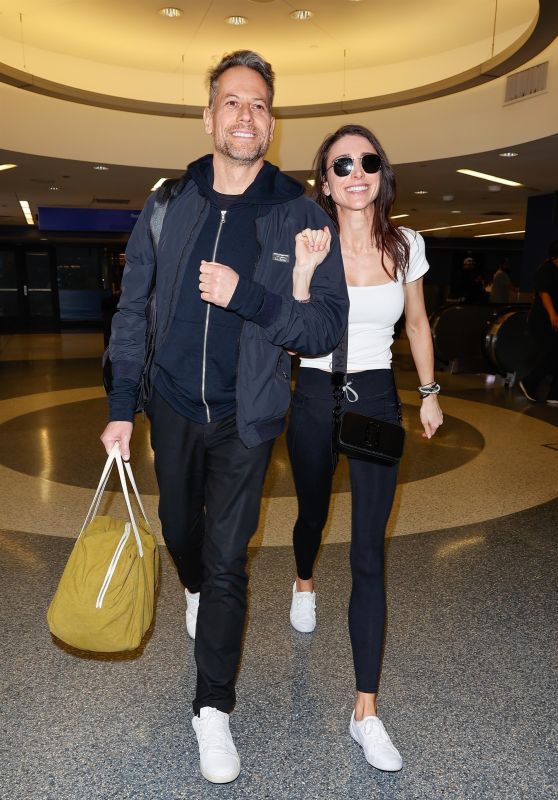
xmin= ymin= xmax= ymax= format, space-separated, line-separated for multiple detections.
xmin=326 ymin=153 xmax=382 ymax=177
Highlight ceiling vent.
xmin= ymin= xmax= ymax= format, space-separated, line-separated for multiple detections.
xmin=504 ymin=62 xmax=548 ymax=105
xmin=93 ymin=198 xmax=130 ymax=204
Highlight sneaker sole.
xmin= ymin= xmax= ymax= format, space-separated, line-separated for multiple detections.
xmin=200 ymin=763 xmax=241 ymax=784
xmin=289 ymin=615 xmax=316 ymax=633
xmin=349 ymin=725 xmax=403 ymax=772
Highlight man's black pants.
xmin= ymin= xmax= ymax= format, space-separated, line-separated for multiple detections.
xmin=148 ymin=389 xmax=273 ymax=715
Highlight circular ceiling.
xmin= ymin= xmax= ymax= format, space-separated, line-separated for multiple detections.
xmin=0 ymin=0 xmax=551 ymax=116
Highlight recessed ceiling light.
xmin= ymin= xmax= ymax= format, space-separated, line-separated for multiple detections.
xmin=457 ymin=169 xmax=522 ymax=187
xmin=498 ymin=151 xmax=518 ymax=158
xmin=48 ymin=186 xmax=60 ymax=191
xmin=226 ymin=15 xmax=248 ymax=24
xmin=414 ymin=190 xmax=428 ymax=195
xmin=391 ymin=214 xmax=409 ymax=219
xmin=151 ymin=178 xmax=167 ymax=191
xmin=0 ymin=163 xmax=17 ymax=171
xmin=290 ymin=9 xmax=314 ymax=20
xmin=159 ymin=7 xmax=183 ymax=18
xmin=418 ymin=218 xmax=512 ymax=233
xmin=474 ymin=229 xmax=524 ymax=238
xmin=450 ymin=210 xmax=462 ymax=214
xmin=94 ymin=164 xmax=109 ymax=171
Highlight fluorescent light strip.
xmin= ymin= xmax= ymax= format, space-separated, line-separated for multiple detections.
xmin=151 ymin=177 xmax=167 ymax=191
xmin=19 ymin=200 xmax=34 ymax=225
xmin=391 ymin=214 xmax=409 ymax=219
xmin=474 ymin=229 xmax=525 ymax=238
xmin=457 ymin=168 xmax=522 ymax=187
xmin=418 ymin=218 xmax=512 ymax=234
xmin=0 ymin=163 xmax=17 ymax=171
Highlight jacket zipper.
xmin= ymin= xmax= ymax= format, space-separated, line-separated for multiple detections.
xmin=202 ymin=209 xmax=227 ymax=423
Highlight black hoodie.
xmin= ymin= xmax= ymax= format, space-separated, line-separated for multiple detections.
xmin=153 ymin=155 xmax=304 ymax=424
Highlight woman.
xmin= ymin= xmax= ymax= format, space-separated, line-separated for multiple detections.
xmin=287 ymin=124 xmax=443 ymax=771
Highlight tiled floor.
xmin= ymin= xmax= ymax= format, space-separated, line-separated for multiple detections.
xmin=1 ymin=332 xmax=556 ymax=800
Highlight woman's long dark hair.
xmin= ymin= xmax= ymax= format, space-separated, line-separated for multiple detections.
xmin=312 ymin=124 xmax=409 ymax=280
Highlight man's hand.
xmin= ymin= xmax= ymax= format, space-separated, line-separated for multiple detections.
xmin=100 ymin=421 xmax=134 ymax=460
xmin=200 ymin=261 xmax=240 ymax=308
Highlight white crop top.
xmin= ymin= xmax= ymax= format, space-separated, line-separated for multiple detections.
xmin=300 ymin=228 xmax=429 ymax=373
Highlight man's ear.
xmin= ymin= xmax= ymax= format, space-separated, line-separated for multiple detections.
xmin=268 ymin=116 xmax=276 ymax=143
xmin=203 ymin=107 xmax=213 ymax=135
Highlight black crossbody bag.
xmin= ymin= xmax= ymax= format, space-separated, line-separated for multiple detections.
xmin=331 ymin=329 xmax=405 ymax=469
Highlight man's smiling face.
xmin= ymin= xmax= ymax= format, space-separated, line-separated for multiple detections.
xmin=203 ymin=66 xmax=275 ymax=166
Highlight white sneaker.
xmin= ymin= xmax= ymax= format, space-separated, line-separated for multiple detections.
xmin=349 ymin=711 xmax=403 ymax=772
xmin=192 ymin=706 xmax=241 ymax=784
xmin=289 ymin=581 xmax=316 ymax=633
xmin=185 ymin=588 xmax=200 ymax=639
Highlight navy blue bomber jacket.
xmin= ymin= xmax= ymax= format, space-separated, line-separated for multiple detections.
xmin=108 ymin=156 xmax=349 ymax=448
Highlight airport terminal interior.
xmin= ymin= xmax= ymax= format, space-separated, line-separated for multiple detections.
xmin=1 ymin=2 xmax=557 ymax=799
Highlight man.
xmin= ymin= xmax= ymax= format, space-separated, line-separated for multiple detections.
xmin=100 ymin=51 xmax=348 ymax=784
xmin=519 ymin=240 xmax=558 ymax=404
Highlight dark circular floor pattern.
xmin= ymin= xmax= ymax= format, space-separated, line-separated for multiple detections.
xmin=0 ymin=397 xmax=484 ymax=496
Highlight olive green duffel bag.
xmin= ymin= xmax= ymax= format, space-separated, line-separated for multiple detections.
xmin=47 ymin=444 xmax=159 ymax=653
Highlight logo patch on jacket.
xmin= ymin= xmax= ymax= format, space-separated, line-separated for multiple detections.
xmin=272 ymin=252 xmax=290 ymax=263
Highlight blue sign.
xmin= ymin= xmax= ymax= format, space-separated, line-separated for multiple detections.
xmin=38 ymin=207 xmax=142 ymax=232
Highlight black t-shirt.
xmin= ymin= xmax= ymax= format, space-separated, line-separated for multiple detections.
xmin=529 ymin=260 xmax=558 ymax=334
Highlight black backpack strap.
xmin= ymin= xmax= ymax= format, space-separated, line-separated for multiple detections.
xmin=149 ymin=198 xmax=169 ymax=252
xmin=149 ymin=171 xmax=190 ymax=253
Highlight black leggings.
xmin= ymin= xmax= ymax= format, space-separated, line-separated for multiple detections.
xmin=286 ymin=368 xmax=400 ymax=693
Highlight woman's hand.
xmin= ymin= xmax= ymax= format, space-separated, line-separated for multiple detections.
xmin=293 ymin=226 xmax=331 ymax=300
xmin=294 ymin=226 xmax=331 ymax=270
xmin=420 ymin=394 xmax=443 ymax=439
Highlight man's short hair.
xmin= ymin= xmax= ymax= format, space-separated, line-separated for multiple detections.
xmin=207 ymin=50 xmax=275 ymax=110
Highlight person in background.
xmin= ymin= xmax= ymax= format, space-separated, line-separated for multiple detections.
xmin=519 ymin=240 xmax=558 ymax=405
xmin=286 ymin=124 xmax=443 ymax=773
xmin=489 ymin=260 xmax=514 ymax=303
xmin=100 ymin=50 xmax=348 ymax=785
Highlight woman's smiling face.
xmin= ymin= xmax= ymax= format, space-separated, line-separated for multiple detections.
xmin=322 ymin=134 xmax=381 ymax=213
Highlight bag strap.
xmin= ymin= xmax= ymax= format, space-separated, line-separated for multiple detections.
xmin=331 ymin=327 xmax=349 ymax=416
xmin=113 ymin=450 xmax=144 ymax=557
xmin=79 ymin=445 xmax=149 ymax=557
xmin=149 ymin=197 xmax=169 ymax=252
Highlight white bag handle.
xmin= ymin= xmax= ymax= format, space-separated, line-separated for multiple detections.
xmin=79 ymin=444 xmax=149 ymax=557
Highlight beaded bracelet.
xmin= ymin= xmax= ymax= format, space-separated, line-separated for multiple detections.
xmin=418 ymin=381 xmax=441 ymax=399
